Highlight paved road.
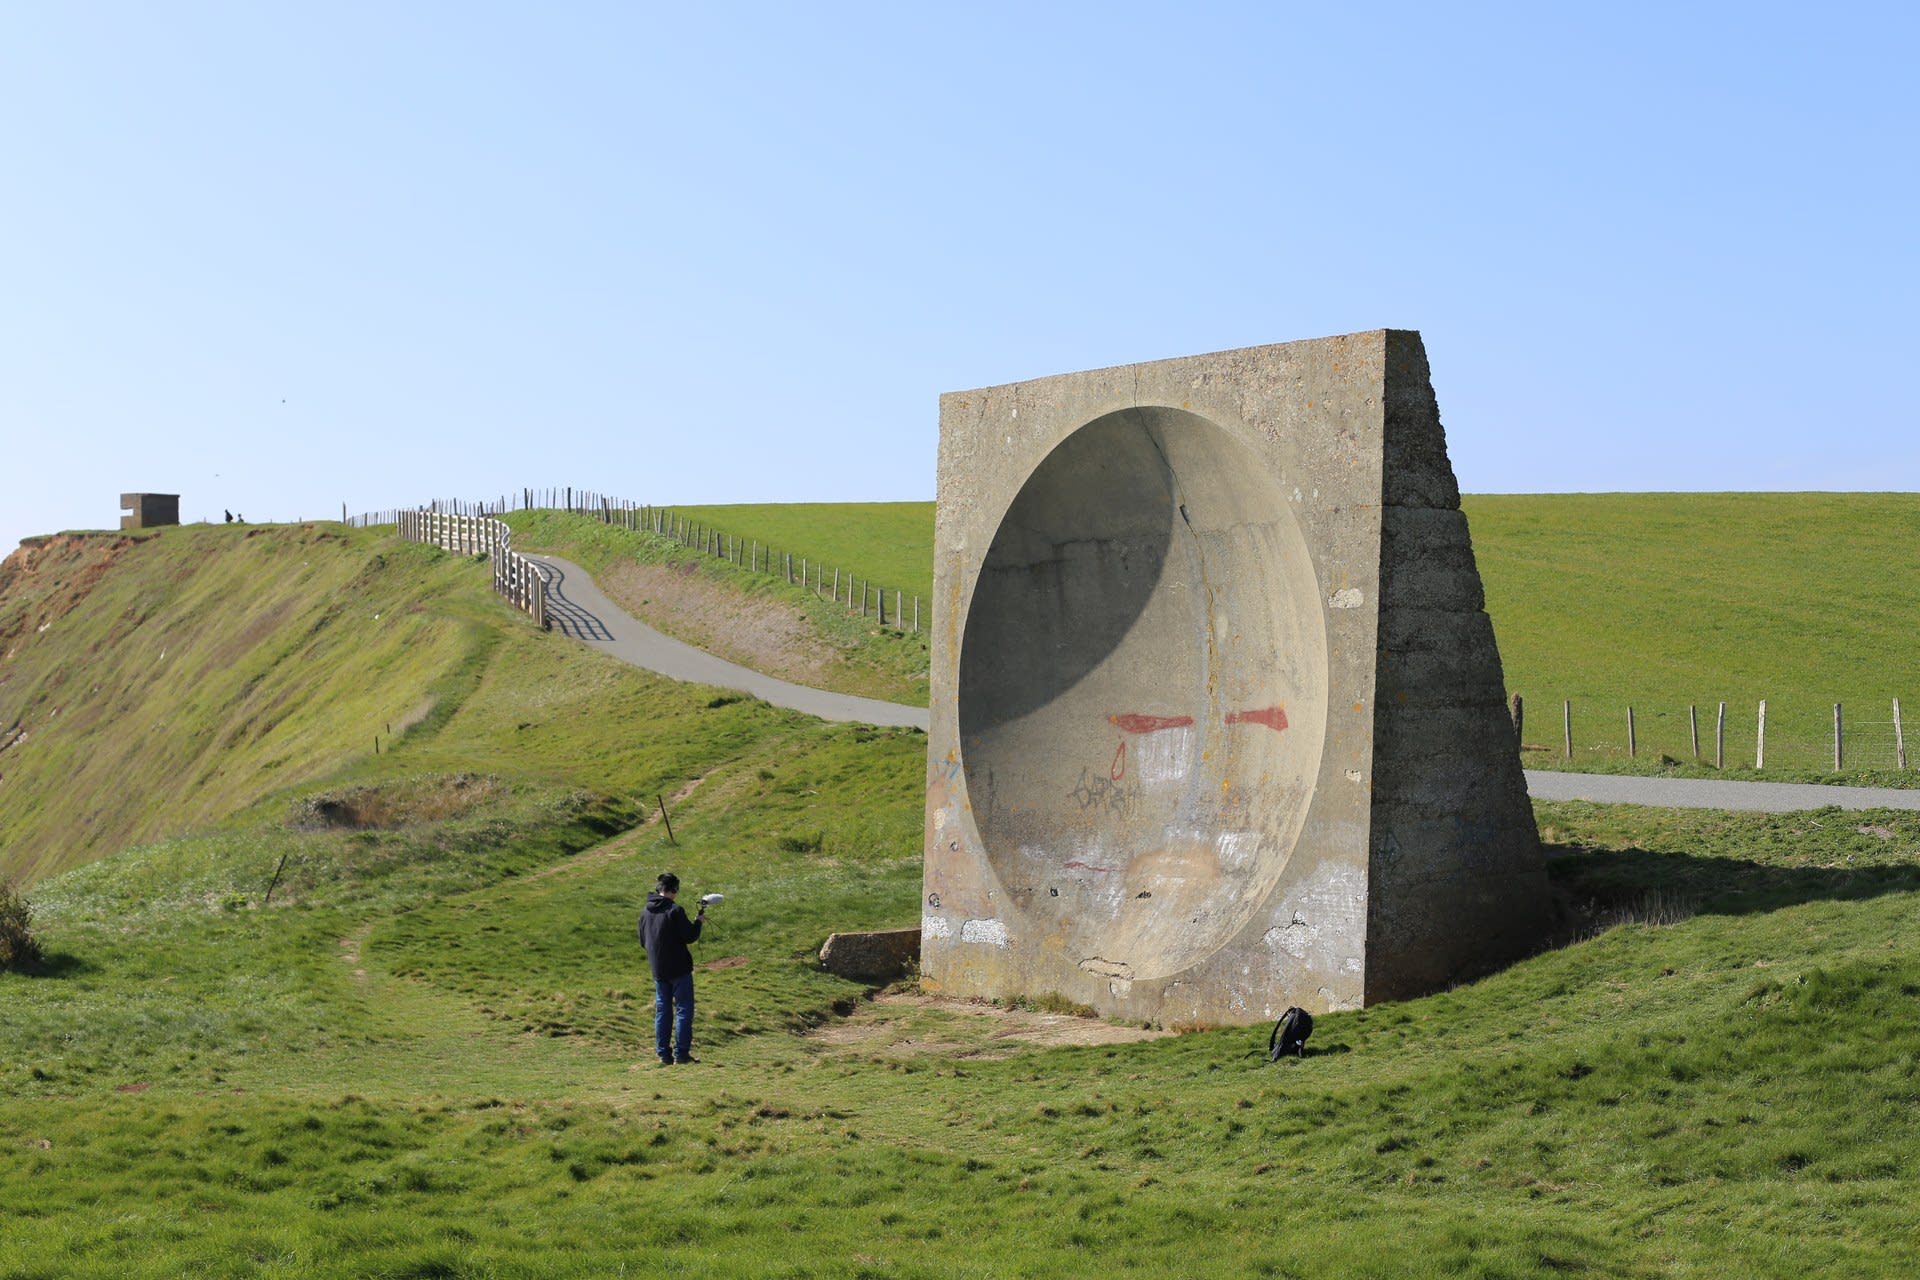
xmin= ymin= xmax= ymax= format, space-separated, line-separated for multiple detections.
xmin=532 ymin=555 xmax=1918 ymax=812
xmin=530 ymin=555 xmax=928 ymax=730
xmin=1523 ymin=769 xmax=1920 ymax=812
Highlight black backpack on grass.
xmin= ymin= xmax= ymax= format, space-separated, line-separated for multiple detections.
xmin=1268 ymin=1006 xmax=1313 ymax=1061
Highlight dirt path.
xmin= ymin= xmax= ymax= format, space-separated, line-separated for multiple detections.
xmin=808 ymin=992 xmax=1172 ymax=1056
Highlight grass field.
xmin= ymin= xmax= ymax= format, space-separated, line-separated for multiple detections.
xmin=1468 ymin=493 xmax=1920 ymax=778
xmin=4 ymin=503 xmax=1919 ymax=1275
xmin=673 ymin=502 xmax=935 ymax=606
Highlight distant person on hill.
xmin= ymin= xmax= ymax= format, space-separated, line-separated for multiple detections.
xmin=223 ymin=510 xmax=233 ymax=524
xmin=637 ymin=871 xmax=705 ymax=1065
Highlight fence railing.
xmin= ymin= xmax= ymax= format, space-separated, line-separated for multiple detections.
xmin=394 ymin=509 xmax=547 ymax=631
xmin=1512 ymin=695 xmax=1911 ymax=773
xmin=349 ymin=488 xmax=921 ymax=633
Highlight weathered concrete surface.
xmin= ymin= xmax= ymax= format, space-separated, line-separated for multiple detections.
xmin=119 ymin=493 xmax=179 ymax=530
xmin=922 ymin=331 xmax=1548 ymax=1026
xmin=820 ymin=927 xmax=921 ymax=981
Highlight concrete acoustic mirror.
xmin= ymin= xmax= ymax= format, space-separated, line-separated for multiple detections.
xmin=922 ymin=330 xmax=1549 ymax=1027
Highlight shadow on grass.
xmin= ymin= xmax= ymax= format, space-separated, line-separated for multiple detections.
xmin=12 ymin=951 xmax=95 ymax=979
xmin=1546 ymin=843 xmax=1920 ymax=921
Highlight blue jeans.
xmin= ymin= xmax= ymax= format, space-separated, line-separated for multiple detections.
xmin=654 ymin=972 xmax=694 ymax=1062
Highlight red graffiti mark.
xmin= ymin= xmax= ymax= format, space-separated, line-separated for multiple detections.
xmin=1064 ymin=860 xmax=1118 ymax=873
xmin=1110 ymin=739 xmax=1127 ymax=781
xmin=1226 ymin=705 xmax=1289 ymax=732
xmin=1108 ymin=713 xmax=1195 ymax=734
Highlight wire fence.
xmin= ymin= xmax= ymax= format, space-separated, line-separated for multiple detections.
xmin=345 ymin=487 xmax=921 ymax=633
xmin=1512 ymin=696 xmax=1912 ymax=773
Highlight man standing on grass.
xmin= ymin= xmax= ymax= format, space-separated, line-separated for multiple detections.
xmin=638 ymin=872 xmax=704 ymax=1065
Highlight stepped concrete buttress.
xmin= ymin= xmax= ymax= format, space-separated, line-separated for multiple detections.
xmin=921 ymin=330 xmax=1549 ymax=1025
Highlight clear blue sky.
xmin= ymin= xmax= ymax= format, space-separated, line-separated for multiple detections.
xmin=4 ymin=2 xmax=1914 ymax=554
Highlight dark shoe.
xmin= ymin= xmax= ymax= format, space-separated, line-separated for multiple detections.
xmin=675 ymin=1056 xmax=700 ymax=1065
xmin=657 ymin=1058 xmax=674 ymax=1067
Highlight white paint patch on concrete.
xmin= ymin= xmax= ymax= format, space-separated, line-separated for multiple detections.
xmin=960 ymin=917 xmax=1010 ymax=948
xmin=932 ymin=807 xmax=947 ymax=833
xmin=921 ymin=915 xmax=952 ymax=940
xmin=1133 ymin=726 xmax=1194 ymax=784
xmin=1345 ymin=769 xmax=1364 ymax=784
xmin=1260 ymin=864 xmax=1366 ymax=960
xmin=1328 ymin=587 xmax=1364 ymax=609
xmin=1216 ymin=830 xmax=1262 ymax=870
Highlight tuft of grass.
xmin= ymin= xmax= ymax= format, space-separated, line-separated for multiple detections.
xmin=0 ymin=880 xmax=41 ymax=971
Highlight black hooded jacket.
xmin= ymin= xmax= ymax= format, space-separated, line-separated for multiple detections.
xmin=638 ymin=891 xmax=703 ymax=981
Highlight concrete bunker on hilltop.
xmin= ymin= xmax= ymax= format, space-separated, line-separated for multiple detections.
xmin=119 ymin=493 xmax=179 ymax=530
xmin=923 ymin=331 xmax=1548 ymax=1027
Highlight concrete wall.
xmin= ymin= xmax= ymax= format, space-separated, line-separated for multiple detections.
xmin=119 ymin=494 xmax=179 ymax=530
xmin=922 ymin=331 xmax=1547 ymax=1027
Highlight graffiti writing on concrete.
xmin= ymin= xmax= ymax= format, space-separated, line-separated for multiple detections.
xmin=1069 ymin=767 xmax=1135 ymax=817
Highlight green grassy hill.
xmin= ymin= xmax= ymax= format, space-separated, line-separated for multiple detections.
xmin=1467 ymin=493 xmax=1918 ymax=776
xmin=3 ymin=503 xmax=1918 ymax=1275
xmin=675 ymin=501 xmax=936 ymax=605
xmin=0 ymin=526 xmax=498 ymax=883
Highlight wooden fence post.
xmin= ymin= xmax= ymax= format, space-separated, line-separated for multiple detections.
xmin=1510 ymin=693 xmax=1523 ymax=743
xmin=1627 ymin=706 xmax=1636 ymax=759
xmin=1690 ymin=705 xmax=1699 ymax=759
xmin=1834 ymin=703 xmax=1843 ymax=771
xmin=1756 ymin=700 xmax=1767 ymax=770
xmin=1896 ymin=698 xmax=1907 ymax=770
xmin=1716 ymin=702 xmax=1726 ymax=769
xmin=1563 ymin=700 xmax=1572 ymax=760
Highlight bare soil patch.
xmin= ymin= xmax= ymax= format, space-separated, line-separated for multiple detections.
xmin=809 ymin=992 xmax=1172 ymax=1057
